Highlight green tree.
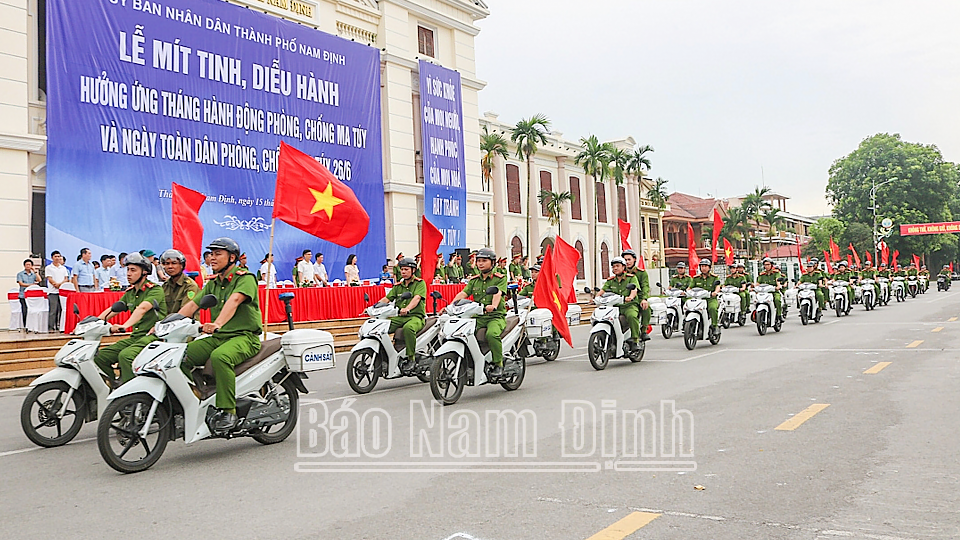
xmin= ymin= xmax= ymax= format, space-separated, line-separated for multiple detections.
xmin=647 ymin=177 xmax=669 ymax=211
xmin=802 ymin=217 xmax=844 ymax=258
xmin=510 ymin=114 xmax=551 ymax=255
xmin=480 ymin=125 xmax=510 ymax=247
xmin=575 ymin=135 xmax=614 ymax=282
xmin=609 ymin=147 xmax=631 ymax=223
xmin=538 ymin=189 xmax=574 ymax=227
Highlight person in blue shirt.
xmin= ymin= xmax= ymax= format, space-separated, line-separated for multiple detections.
xmin=379 ymin=264 xmax=393 ymax=284
xmin=115 ymin=252 xmax=130 ymax=287
xmin=16 ymin=259 xmax=40 ymax=326
xmin=71 ymin=248 xmax=97 ymax=291
xmin=95 ymin=254 xmax=115 ymax=290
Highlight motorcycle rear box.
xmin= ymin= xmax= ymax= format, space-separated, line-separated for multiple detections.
xmin=649 ymin=301 xmax=667 ymax=322
xmin=281 ymin=329 xmax=336 ymax=372
xmin=526 ymin=308 xmax=554 ymax=338
xmin=565 ymin=304 xmax=582 ymax=326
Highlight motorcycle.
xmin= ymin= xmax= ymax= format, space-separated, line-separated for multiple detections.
xmin=832 ymin=280 xmax=851 ymax=316
xmin=877 ymin=277 xmax=891 ymax=305
xmin=860 ymin=278 xmax=877 ymax=311
xmin=429 ymin=285 xmax=527 ymax=405
xmin=586 ymin=284 xmax=645 ymax=370
xmin=892 ymin=276 xmax=906 ymax=302
xmin=20 ymin=302 xmax=134 ymax=447
xmin=96 ymin=293 xmax=333 ymax=474
xmin=937 ymin=275 xmax=949 ymax=292
xmin=719 ymin=286 xmax=743 ymax=329
xmin=346 ymin=292 xmax=441 ymax=394
xmin=796 ymin=283 xmax=822 ymax=325
xmin=511 ymin=295 xmax=562 ymax=362
xmin=919 ymin=275 xmax=928 ymax=293
xmin=682 ymin=287 xmax=721 ymax=350
xmin=907 ymin=276 xmax=919 ymax=298
xmin=657 ymin=286 xmax=684 ymax=339
xmin=752 ymin=284 xmax=782 ymax=335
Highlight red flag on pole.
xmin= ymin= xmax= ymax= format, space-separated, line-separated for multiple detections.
xmin=881 ymin=242 xmax=889 ymax=266
xmin=865 ymin=251 xmax=872 ymax=265
xmin=849 ymin=243 xmax=861 ymax=268
xmin=535 ymin=245 xmax=573 ymax=346
xmin=796 ymin=236 xmax=803 ymax=264
xmin=951 ymin=262 xmax=954 ymax=273
xmin=420 ymin=216 xmax=443 ymax=284
xmin=829 ymin=237 xmax=840 ymax=261
xmin=272 ymin=142 xmax=369 ymax=247
xmin=554 ymin=236 xmax=581 ymax=304
xmin=912 ymin=254 xmax=920 ymax=269
xmin=172 ymin=183 xmax=206 ymax=273
xmin=617 ymin=219 xmax=632 ymax=251
xmin=723 ymin=237 xmax=735 ymax=266
xmin=847 ymin=254 xmax=853 ymax=267
xmin=823 ymin=251 xmax=834 ymax=273
xmin=711 ymin=208 xmax=723 ymax=263
xmin=687 ymin=223 xmax=699 ymax=277
xmin=892 ymin=250 xmax=899 ymax=271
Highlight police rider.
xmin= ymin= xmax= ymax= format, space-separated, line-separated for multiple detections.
xmin=448 ymin=248 xmax=508 ymax=377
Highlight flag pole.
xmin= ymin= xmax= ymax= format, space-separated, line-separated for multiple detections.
xmin=263 ymin=217 xmax=277 ymax=339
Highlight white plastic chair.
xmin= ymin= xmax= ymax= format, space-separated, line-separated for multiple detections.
xmin=24 ymin=285 xmax=48 ymax=333
xmin=58 ymin=282 xmax=77 ymax=332
xmin=8 ymin=288 xmax=22 ymax=330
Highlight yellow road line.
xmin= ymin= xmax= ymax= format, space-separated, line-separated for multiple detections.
xmin=864 ymin=362 xmax=892 ymax=374
xmin=949 ymin=317 xmax=957 ymax=322
xmin=906 ymin=340 xmax=924 ymax=348
xmin=932 ymin=327 xmax=944 ymax=333
xmin=586 ymin=512 xmax=661 ymax=540
xmin=775 ymin=404 xmax=830 ymax=431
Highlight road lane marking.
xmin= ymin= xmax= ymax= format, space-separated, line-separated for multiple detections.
xmin=905 ymin=340 xmax=923 ymax=348
xmin=775 ymin=404 xmax=830 ymax=431
xmin=0 ymin=437 xmax=96 ymax=458
xmin=864 ymin=362 xmax=892 ymax=374
xmin=586 ymin=512 xmax=661 ymax=540
xmin=932 ymin=327 xmax=944 ymax=332
xmin=949 ymin=317 xmax=958 ymax=322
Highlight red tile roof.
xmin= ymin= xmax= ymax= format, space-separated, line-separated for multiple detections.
xmin=763 ymin=243 xmax=808 ymax=258
xmin=663 ymin=192 xmax=725 ymax=221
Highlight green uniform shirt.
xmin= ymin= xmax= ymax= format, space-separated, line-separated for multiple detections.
xmin=463 ymin=271 xmax=508 ymax=315
xmin=602 ymin=273 xmax=641 ymax=306
xmin=163 ymin=273 xmax=201 ymax=314
xmin=670 ymin=275 xmax=694 ymax=289
xmin=465 ymin=263 xmax=477 ymax=278
xmin=833 ymin=270 xmax=855 ymax=282
xmin=906 ymin=269 xmax=918 ymax=276
xmin=724 ymin=274 xmax=748 ymax=288
xmin=799 ymin=270 xmax=826 ymax=284
xmin=445 ymin=264 xmax=464 ymax=283
xmin=860 ymin=269 xmax=878 ymax=279
xmin=690 ymin=272 xmax=721 ymax=291
xmin=192 ymin=265 xmax=262 ymax=336
xmin=757 ymin=269 xmax=782 ymax=287
xmin=877 ymin=270 xmax=891 ymax=278
xmin=120 ymin=281 xmax=167 ymax=339
xmin=386 ymin=277 xmax=427 ymax=318
xmin=509 ymin=263 xmax=524 ymax=280
xmin=519 ymin=281 xmax=536 ymax=297
xmin=939 ymin=270 xmax=951 ymax=276
xmin=625 ymin=267 xmax=651 ymax=300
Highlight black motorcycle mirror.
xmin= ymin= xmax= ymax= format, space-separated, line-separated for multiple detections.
xmin=584 ymin=286 xmax=592 ymax=294
xmin=400 ymin=291 xmax=413 ymax=300
xmin=626 ymin=284 xmax=637 ymax=291
xmin=110 ymin=301 xmax=128 ymax=313
xmin=197 ymin=294 xmax=218 ymax=310
xmin=485 ymin=286 xmax=500 ymax=295
xmin=430 ymin=290 xmax=443 ymax=314
xmin=655 ymin=282 xmax=662 ymax=288
xmin=278 ymin=292 xmax=295 ymax=331
xmin=73 ymin=304 xmax=80 ymax=315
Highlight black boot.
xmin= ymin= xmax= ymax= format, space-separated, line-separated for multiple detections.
xmin=212 ymin=410 xmax=238 ymax=433
xmin=639 ymin=331 xmax=651 ymax=342
xmin=489 ymin=364 xmax=503 ymax=378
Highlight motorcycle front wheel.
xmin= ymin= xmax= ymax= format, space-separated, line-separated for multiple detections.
xmin=21 ymin=381 xmax=86 ymax=448
xmin=346 ymin=348 xmax=380 ymax=394
xmin=588 ymin=332 xmax=610 ymax=370
xmin=836 ymin=302 xmax=843 ymax=317
xmin=756 ymin=314 xmax=767 ymax=335
xmin=683 ymin=320 xmax=698 ymax=350
xmin=97 ymin=393 xmax=171 ymax=474
xmin=773 ymin=315 xmax=783 ymax=332
xmin=661 ymin=315 xmax=674 ymax=339
xmin=629 ymin=339 xmax=645 ymax=362
xmin=708 ymin=326 xmax=721 ymax=345
xmin=430 ymin=353 xmax=466 ymax=405
xmin=252 ymin=377 xmax=300 ymax=445
xmin=800 ymin=305 xmax=809 ymax=326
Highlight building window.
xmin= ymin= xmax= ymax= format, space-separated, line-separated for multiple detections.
xmin=596 ymin=182 xmax=607 ymax=223
xmin=575 ymin=240 xmax=585 ymax=279
xmin=649 ymin=218 xmax=660 ymax=241
xmin=506 ymin=164 xmax=521 ymax=214
xmin=539 ymin=171 xmax=552 ymax=217
xmin=511 ymin=236 xmax=523 ymax=257
xmin=641 ymin=219 xmax=647 ymax=239
xmin=618 ymin=185 xmax=627 ymax=222
xmin=418 ymin=26 xmax=435 ymax=58
xmin=38 ymin=0 xmax=47 ymax=99
xmin=569 ymin=176 xmax=582 ymax=220
xmin=600 ymin=242 xmax=610 ymax=279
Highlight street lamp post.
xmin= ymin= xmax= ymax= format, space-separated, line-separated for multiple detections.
xmin=871 ymin=176 xmax=896 ymax=253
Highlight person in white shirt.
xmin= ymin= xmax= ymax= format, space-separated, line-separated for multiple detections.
xmin=95 ymin=255 xmax=116 ymax=289
xmin=258 ymin=253 xmax=278 ymax=288
xmin=199 ymin=251 xmax=213 ymax=281
xmin=296 ymin=249 xmax=316 ymax=286
xmin=115 ymin=252 xmax=130 ymax=287
xmin=45 ymin=251 xmax=70 ymax=332
xmin=344 ymin=253 xmax=361 ymax=285
xmin=314 ymin=252 xmax=329 ymax=286
xmin=141 ymin=250 xmax=166 ymax=284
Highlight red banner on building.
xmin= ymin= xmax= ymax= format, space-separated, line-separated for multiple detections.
xmin=899 ymin=221 xmax=960 ymax=236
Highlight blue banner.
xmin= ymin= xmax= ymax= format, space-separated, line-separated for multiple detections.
xmin=47 ymin=0 xmax=385 ymax=281
xmin=419 ymin=60 xmax=466 ymax=250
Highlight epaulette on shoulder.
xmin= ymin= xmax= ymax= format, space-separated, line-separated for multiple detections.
xmin=493 ymin=272 xmax=504 ymax=278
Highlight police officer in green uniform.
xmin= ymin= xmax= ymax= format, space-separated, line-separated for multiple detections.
xmin=381 ymin=258 xmax=427 ymax=361
xmin=669 ymin=262 xmax=694 ymax=289
xmin=93 ymin=253 xmax=167 ymax=386
xmin=939 ymin=264 xmax=952 ymax=288
xmin=832 ymin=260 xmax=856 ymax=309
xmin=756 ymin=257 xmax=784 ymax=320
xmin=919 ymin=265 xmax=930 ymax=291
xmin=621 ymin=250 xmax=651 ymax=340
xmin=599 ymin=257 xmax=642 ymax=347
xmin=449 ymin=248 xmax=508 ymax=376
xmin=521 ymin=256 xmax=532 ymax=280
xmin=509 ymin=254 xmax=524 ymax=282
xmin=465 ymin=252 xmax=478 ymax=279
xmin=519 ymin=264 xmax=540 ymax=298
xmin=160 ymin=249 xmax=201 ymax=314
xmin=445 ymin=254 xmax=465 ymax=284
xmin=799 ymin=258 xmax=827 ymax=313
xmin=177 ymin=237 xmax=262 ymax=432
xmin=723 ymin=262 xmax=750 ymax=315
xmin=690 ymin=258 xmax=722 ymax=331
xmin=860 ymin=260 xmax=878 ymax=306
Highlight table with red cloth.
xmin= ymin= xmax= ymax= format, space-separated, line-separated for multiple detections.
xmin=63 ymin=284 xmax=466 ymax=333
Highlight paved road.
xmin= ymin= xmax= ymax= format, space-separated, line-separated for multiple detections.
xmin=1 ymin=290 xmax=958 ymax=540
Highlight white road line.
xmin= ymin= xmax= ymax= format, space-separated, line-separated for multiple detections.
xmin=0 ymin=437 xmax=95 ymax=458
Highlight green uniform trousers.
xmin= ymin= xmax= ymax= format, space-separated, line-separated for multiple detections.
xmin=706 ymin=297 xmax=719 ymax=327
xmin=739 ymin=291 xmax=750 ymax=313
xmin=476 ymin=315 xmax=506 ymax=366
xmin=94 ymin=335 xmax=157 ymax=384
xmin=182 ymin=333 xmax=261 ymax=410
xmin=388 ymin=315 xmax=424 ymax=360
xmin=814 ymin=289 xmax=826 ymax=311
xmin=773 ymin=292 xmax=783 ymax=318
xmin=618 ymin=305 xmax=641 ymax=340
xmin=640 ymin=305 xmax=651 ymax=332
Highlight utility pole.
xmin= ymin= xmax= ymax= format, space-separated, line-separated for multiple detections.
xmin=871 ymin=177 xmax=896 ymax=253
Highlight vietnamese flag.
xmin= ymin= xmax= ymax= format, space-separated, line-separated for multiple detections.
xmin=420 ymin=216 xmax=444 ymax=284
xmin=849 ymin=243 xmax=861 ymax=268
xmin=687 ymin=223 xmax=699 ymax=277
xmin=617 ymin=219 xmax=632 ymax=251
xmin=823 ymin=251 xmax=834 ymax=273
xmin=723 ymin=237 xmax=735 ymax=266
xmin=829 ymin=237 xmax=840 ymax=262
xmin=912 ymin=253 xmax=920 ymax=269
xmin=534 ymin=245 xmax=572 ymax=346
xmin=272 ymin=142 xmax=369 ymax=247
xmin=554 ymin=236 xmax=581 ymax=303
xmin=711 ymin=208 xmax=723 ymax=263
xmin=892 ymin=250 xmax=899 ymax=270
xmin=172 ymin=183 xmax=206 ymax=273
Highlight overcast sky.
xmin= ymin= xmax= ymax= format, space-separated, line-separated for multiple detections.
xmin=475 ymin=0 xmax=960 ymax=216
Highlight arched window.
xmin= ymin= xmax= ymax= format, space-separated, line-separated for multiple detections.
xmin=511 ymin=236 xmax=523 ymax=257
xmin=575 ymin=240 xmax=585 ymax=279
xmin=617 ymin=185 xmax=627 ymax=221
xmin=600 ymin=242 xmax=610 ymax=279
xmin=539 ymin=237 xmax=554 ymax=258
xmin=540 ymin=171 xmax=552 ymax=217
xmin=506 ymin=164 xmax=521 ymax=214
xmin=596 ymin=182 xmax=607 ymax=223
xmin=569 ymin=176 xmax=582 ymax=220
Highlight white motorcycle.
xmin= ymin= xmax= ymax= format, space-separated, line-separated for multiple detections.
xmin=877 ymin=277 xmax=891 ymax=305
xmin=919 ymin=275 xmax=928 ymax=293
xmin=429 ymin=286 xmax=527 ymax=405
xmin=860 ymin=278 xmax=877 ymax=311
xmin=907 ymin=276 xmax=919 ymax=298
xmin=96 ymin=294 xmax=335 ymax=473
xmin=20 ymin=302 xmax=133 ymax=447
xmin=892 ymin=276 xmax=906 ymax=302
xmin=796 ymin=283 xmax=822 ymax=325
xmin=682 ymin=287 xmax=721 ymax=350
xmin=719 ymin=286 xmax=743 ymax=329
xmin=658 ymin=286 xmax=684 ymax=339
xmin=752 ymin=284 xmax=782 ymax=335
xmin=586 ymin=285 xmax=645 ymax=370
xmin=346 ymin=292 xmax=441 ymax=394
xmin=832 ymin=280 xmax=851 ymax=316
xmin=511 ymin=295 xmax=562 ymax=362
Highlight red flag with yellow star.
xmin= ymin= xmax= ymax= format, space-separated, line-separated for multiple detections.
xmin=722 ymin=237 xmax=735 ymax=266
xmin=272 ymin=142 xmax=369 ymax=247
xmin=534 ymin=244 xmax=572 ymax=346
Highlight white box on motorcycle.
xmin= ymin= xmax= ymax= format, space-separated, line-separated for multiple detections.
xmin=526 ymin=308 xmax=554 ymax=338
xmin=565 ymin=303 xmax=582 ymax=326
xmin=281 ymin=329 xmax=336 ymax=372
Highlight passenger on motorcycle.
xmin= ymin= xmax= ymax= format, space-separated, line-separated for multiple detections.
xmin=160 ymin=249 xmax=201 ymax=314
xmin=378 ymin=258 xmax=427 ymax=361
xmin=621 ymin=249 xmax=652 ymax=341
xmin=518 ymin=264 xmax=540 ymax=299
xmin=669 ymin=262 xmax=694 ymax=290
xmin=177 ymin=237 xmax=263 ymax=432
xmin=598 ymin=257 xmax=643 ymax=346
xmin=877 ymin=263 xmax=891 ymax=279
xmin=448 ymin=248 xmax=508 ymax=377
xmin=799 ymin=258 xmax=827 ymax=312
xmin=832 ymin=260 xmax=856 ymax=307
xmin=756 ymin=257 xmax=784 ymax=320
xmin=690 ymin=258 xmax=722 ymax=331
xmin=723 ymin=262 xmax=750 ymax=315
xmin=860 ymin=260 xmax=877 ymax=280
xmin=93 ymin=252 xmax=168 ymax=386
xmin=939 ymin=265 xmax=952 ymax=286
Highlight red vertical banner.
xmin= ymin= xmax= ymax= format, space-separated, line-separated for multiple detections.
xmin=617 ymin=219 xmax=632 ymax=251
xmin=554 ymin=236 xmax=581 ymax=304
xmin=829 ymin=237 xmax=840 ymax=261
xmin=823 ymin=251 xmax=833 ymax=273
xmin=711 ymin=208 xmax=723 ymax=263
xmin=849 ymin=243 xmax=861 ymax=268
xmin=687 ymin=223 xmax=699 ymax=277
xmin=420 ymin=216 xmax=443 ymax=284
xmin=892 ymin=250 xmax=900 ymax=271
xmin=171 ymin=183 xmax=206 ymax=272
xmin=723 ymin=237 xmax=735 ymax=266
xmin=796 ymin=237 xmax=803 ymax=264
xmin=865 ymin=251 xmax=872 ymax=265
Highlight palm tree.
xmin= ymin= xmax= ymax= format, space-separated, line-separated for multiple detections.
xmin=480 ymin=125 xmax=510 ymax=247
xmin=575 ymin=135 xmax=613 ymax=283
xmin=741 ymin=186 xmax=773 ymax=256
xmin=647 ymin=177 xmax=669 ymax=211
xmin=608 ymin=147 xmax=631 ymax=224
xmin=510 ymin=114 xmax=550 ymax=256
xmin=538 ymin=189 xmax=574 ymax=227
xmin=762 ymin=207 xmax=786 ymax=234
xmin=722 ymin=206 xmax=752 ymax=253
xmin=627 ymin=145 xmax=654 ymax=179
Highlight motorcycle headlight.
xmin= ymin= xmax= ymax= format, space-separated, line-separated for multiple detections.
xmin=133 ymin=349 xmax=176 ymax=377
xmin=56 ymin=352 xmax=81 ymax=367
